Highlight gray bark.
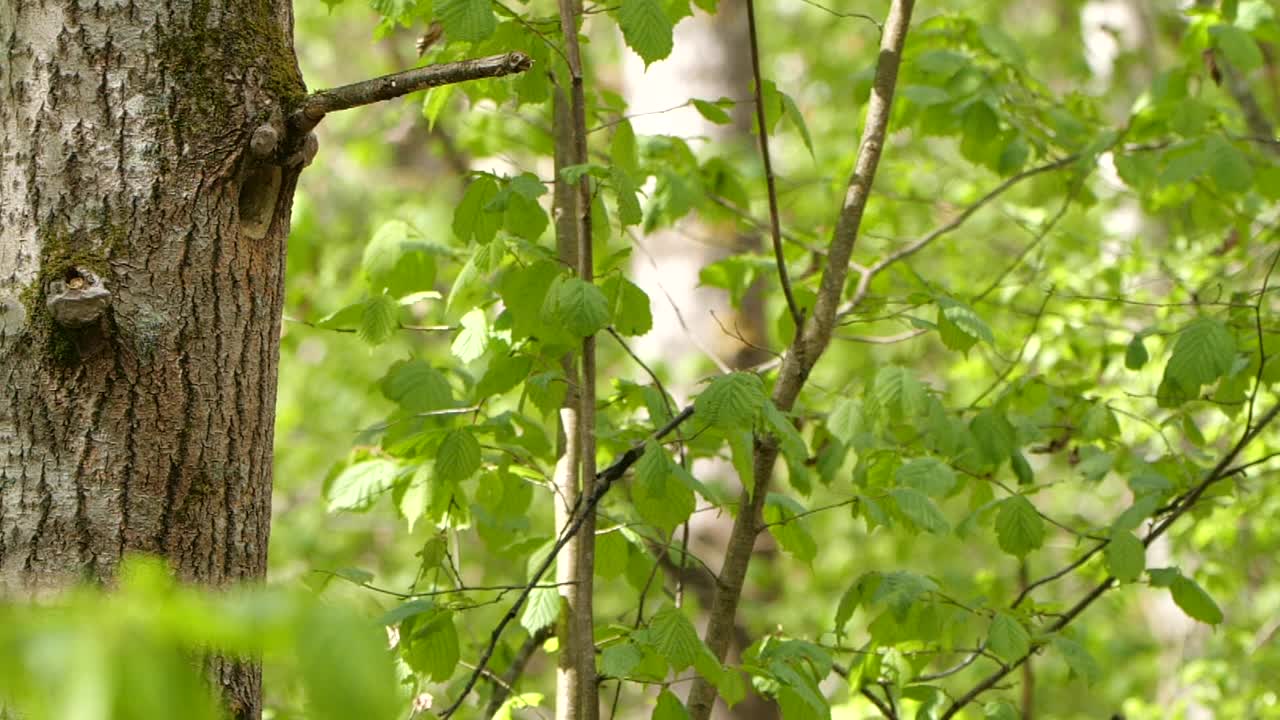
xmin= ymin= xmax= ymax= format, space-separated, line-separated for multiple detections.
xmin=0 ymin=0 xmax=306 ymax=715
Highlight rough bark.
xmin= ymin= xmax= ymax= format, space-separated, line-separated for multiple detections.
xmin=0 ymin=0 xmax=306 ymax=714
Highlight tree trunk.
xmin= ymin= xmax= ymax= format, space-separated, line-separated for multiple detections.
xmin=0 ymin=0 xmax=306 ymax=714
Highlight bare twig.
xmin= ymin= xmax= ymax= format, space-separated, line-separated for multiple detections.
xmin=745 ymin=0 xmax=804 ymax=329
xmin=293 ymin=52 xmax=533 ymax=133
xmin=484 ymin=625 xmax=556 ymax=718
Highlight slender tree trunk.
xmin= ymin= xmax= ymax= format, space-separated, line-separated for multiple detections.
xmin=0 ymin=0 xmax=306 ymax=714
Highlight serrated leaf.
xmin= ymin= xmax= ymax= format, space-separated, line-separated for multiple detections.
xmin=987 ymin=612 xmax=1031 ymax=662
xmin=327 ymin=459 xmax=399 ymax=512
xmin=595 ymin=530 xmax=629 ymax=579
xmin=1170 ymin=575 xmax=1224 ymax=625
xmin=406 ymin=610 xmax=459 ymax=682
xmin=380 ymin=359 xmax=453 ymax=412
xmin=396 ymin=466 xmax=429 ymax=532
xmin=695 ymin=372 xmax=766 ymax=429
xmin=970 ymin=410 xmax=1016 ymax=467
xmin=891 ymin=488 xmax=950 ymax=534
xmin=647 ymin=608 xmax=702 ymax=670
xmin=520 ymin=586 xmax=560 ymax=633
xmin=1162 ymin=317 xmax=1235 ymax=397
xmin=870 ymin=571 xmax=937 ymax=619
xmin=436 ymin=0 xmax=495 ymax=42
xmin=827 ymin=397 xmax=864 ymax=446
xmin=359 ymin=294 xmax=400 ymax=345
xmin=994 ymin=495 xmax=1044 ymax=557
xmin=896 ymin=457 xmax=956 ymax=496
xmin=435 ymin=428 xmax=481 ymax=483
xmin=618 ymin=0 xmax=673 ymax=66
xmin=610 ymin=166 xmax=644 ymax=227
xmin=450 ymin=308 xmax=488 ymax=363
xmin=1105 ymin=531 xmax=1145 ymax=583
xmin=601 ymin=642 xmax=642 ymax=678
xmin=870 ymin=366 xmax=928 ymax=422
xmin=633 ymin=442 xmax=694 ymax=533
xmin=551 ymin=278 xmax=610 ymax=337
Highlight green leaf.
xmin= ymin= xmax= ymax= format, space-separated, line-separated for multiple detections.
xmin=891 ymin=488 xmax=950 ymax=534
xmin=549 ymin=278 xmax=611 ymax=338
xmin=1206 ymin=135 xmax=1253 ymax=193
xmin=327 ymin=459 xmax=399 ymax=512
xmin=653 ymin=690 xmax=690 ymax=720
xmin=610 ymin=167 xmax=644 ymax=227
xmin=1080 ymin=403 xmax=1119 ymax=442
xmin=1011 ymin=451 xmax=1034 ymax=485
xmin=359 ymin=294 xmax=400 ymax=345
xmin=435 ymin=428 xmax=481 ymax=483
xmin=827 ymin=398 xmax=865 ymax=446
xmin=764 ymin=494 xmax=817 ymax=563
xmin=422 ymin=85 xmax=455 ymax=130
xmin=1051 ymin=636 xmax=1100 ymax=684
xmin=779 ymin=91 xmax=814 ymax=158
xmin=970 ymin=410 xmax=1016 ymax=467
xmin=450 ymin=308 xmax=488 ymax=363
xmin=984 ymin=701 xmax=1019 ymax=720
xmin=595 ymin=530 xmax=629 ymax=579
xmin=618 ymin=0 xmax=674 ymax=66
xmin=492 ymin=693 xmax=543 ymax=720
xmin=870 ymin=366 xmax=928 ymax=422
xmin=633 ymin=442 xmax=695 ymax=533
xmin=362 ymin=220 xmax=437 ymax=297
xmin=896 ymin=457 xmax=957 ymax=496
xmin=520 ymin=586 xmax=560 ymax=633
xmin=647 ymin=608 xmax=703 ymax=670
xmin=1147 ymin=566 xmax=1180 ymax=588
xmin=405 ymin=610 xmax=460 ymax=682
xmin=937 ymin=297 xmax=994 ymax=353
xmin=453 ymin=176 xmax=502 ymax=245
xmin=1105 ymin=531 xmax=1145 ymax=583
xmin=601 ymin=642 xmax=642 ymax=678
xmin=1211 ymin=23 xmax=1263 ymax=72
xmin=380 ymin=359 xmax=453 ymax=412
xmin=987 ymin=612 xmax=1031 ymax=663
xmin=695 ymin=372 xmax=766 ymax=429
xmin=436 ymin=0 xmax=495 ymax=42
xmin=1161 ymin=316 xmax=1236 ymax=401
xmin=1125 ymin=334 xmax=1149 ymax=370
xmin=396 ymin=466 xmax=429 ymax=532
xmin=994 ymin=495 xmax=1044 ymax=557
xmin=612 ymin=121 xmax=639 ymax=177
xmin=603 ymin=275 xmax=653 ymax=336
xmin=692 ymin=98 xmax=733 ymax=125
xmin=1170 ymin=575 xmax=1224 ymax=625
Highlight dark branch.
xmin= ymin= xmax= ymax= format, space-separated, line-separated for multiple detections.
xmin=293 ymin=52 xmax=533 ymax=133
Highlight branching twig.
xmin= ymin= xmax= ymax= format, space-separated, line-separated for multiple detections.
xmin=292 ymin=52 xmax=533 ymax=133
xmin=438 ymin=407 xmax=695 ymax=718
xmin=941 ymin=402 xmax=1280 ymax=718
xmin=483 ymin=625 xmax=556 ymax=718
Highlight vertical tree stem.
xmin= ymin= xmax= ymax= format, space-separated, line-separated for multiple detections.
xmin=686 ymin=2 xmax=915 ymax=717
xmin=557 ymin=0 xmax=600 ymax=716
